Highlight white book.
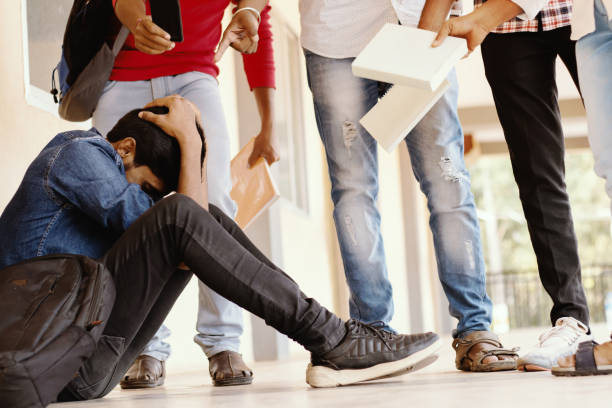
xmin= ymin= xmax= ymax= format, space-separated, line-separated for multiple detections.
xmin=360 ymin=80 xmax=450 ymax=153
xmin=352 ymin=24 xmax=467 ymax=91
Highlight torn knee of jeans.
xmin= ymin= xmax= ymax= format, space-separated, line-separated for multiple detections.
xmin=344 ymin=215 xmax=358 ymax=246
xmin=342 ymin=121 xmax=358 ymax=153
xmin=439 ymin=157 xmax=462 ymax=183
xmin=464 ymin=240 xmax=476 ymax=270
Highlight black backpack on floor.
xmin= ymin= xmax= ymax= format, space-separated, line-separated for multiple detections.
xmin=0 ymin=254 xmax=116 ymax=408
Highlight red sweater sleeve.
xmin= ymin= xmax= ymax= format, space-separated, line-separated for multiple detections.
xmin=235 ymin=4 xmax=276 ymax=90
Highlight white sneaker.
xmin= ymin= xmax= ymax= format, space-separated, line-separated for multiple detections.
xmin=517 ymin=317 xmax=592 ymax=371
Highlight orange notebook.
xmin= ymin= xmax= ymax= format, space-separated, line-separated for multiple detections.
xmin=230 ymin=138 xmax=280 ymax=229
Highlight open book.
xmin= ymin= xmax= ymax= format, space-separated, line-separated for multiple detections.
xmin=230 ymin=138 xmax=280 ymax=229
xmin=351 ymin=24 xmax=467 ymax=152
xmin=360 ymin=81 xmax=450 ymax=153
xmin=352 ymin=24 xmax=468 ymax=91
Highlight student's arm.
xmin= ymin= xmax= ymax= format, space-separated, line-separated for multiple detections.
xmin=432 ymin=0 xmax=523 ymax=52
xmin=238 ymin=4 xmax=278 ymax=166
xmin=140 ymin=96 xmax=207 ymax=209
xmin=215 ymin=0 xmax=269 ymax=61
xmin=248 ymin=87 xmax=278 ymax=167
xmin=418 ymin=0 xmax=456 ymax=32
xmin=113 ymin=0 xmax=174 ymax=54
xmin=46 ymin=141 xmax=154 ymax=233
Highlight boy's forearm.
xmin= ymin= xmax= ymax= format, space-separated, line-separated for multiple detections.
xmin=472 ymin=0 xmax=523 ymax=32
xmin=253 ymin=87 xmax=274 ymax=131
xmin=419 ymin=0 xmax=456 ymax=31
xmin=177 ymin=133 xmax=207 ymax=210
xmin=114 ymin=0 xmax=146 ymax=31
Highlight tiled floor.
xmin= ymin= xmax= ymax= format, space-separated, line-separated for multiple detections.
xmin=51 ymin=326 xmax=612 ymax=408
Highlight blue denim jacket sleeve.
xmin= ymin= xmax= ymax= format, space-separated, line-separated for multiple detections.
xmin=45 ymin=139 xmax=153 ymax=234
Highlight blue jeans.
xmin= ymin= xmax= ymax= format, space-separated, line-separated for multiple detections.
xmin=93 ymin=71 xmax=243 ymax=359
xmin=577 ymin=0 xmax=612 ymax=213
xmin=304 ymin=50 xmax=492 ymax=336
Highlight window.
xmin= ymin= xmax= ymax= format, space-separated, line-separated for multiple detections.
xmin=23 ymin=0 xmax=73 ymax=115
xmin=270 ymin=18 xmax=309 ymax=213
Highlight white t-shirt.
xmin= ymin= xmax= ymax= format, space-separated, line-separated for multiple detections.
xmin=299 ymin=0 xmax=398 ymax=59
xmin=391 ymin=0 xmax=426 ymax=27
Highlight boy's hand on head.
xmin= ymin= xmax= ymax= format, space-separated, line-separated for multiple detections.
xmin=140 ymin=95 xmax=202 ymax=150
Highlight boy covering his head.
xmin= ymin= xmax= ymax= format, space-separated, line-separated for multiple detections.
xmin=0 ymin=96 xmax=440 ymax=400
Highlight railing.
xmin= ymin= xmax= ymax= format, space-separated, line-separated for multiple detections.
xmin=485 ymin=265 xmax=612 ymax=329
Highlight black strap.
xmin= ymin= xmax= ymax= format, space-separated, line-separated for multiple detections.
xmin=575 ymin=340 xmax=598 ymax=371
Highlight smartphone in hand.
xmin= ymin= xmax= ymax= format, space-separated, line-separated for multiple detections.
xmin=149 ymin=0 xmax=184 ymax=42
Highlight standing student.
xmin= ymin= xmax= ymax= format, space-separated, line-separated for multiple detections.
xmin=299 ymin=0 xmax=517 ymax=372
xmin=95 ymin=0 xmax=277 ymax=388
xmin=432 ymin=0 xmax=592 ymax=372
xmin=554 ymin=0 xmax=612 ymax=377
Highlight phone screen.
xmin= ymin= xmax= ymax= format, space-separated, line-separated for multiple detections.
xmin=149 ymin=0 xmax=184 ymax=43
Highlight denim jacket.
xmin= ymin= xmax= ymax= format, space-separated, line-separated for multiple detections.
xmin=0 ymin=129 xmax=153 ymax=269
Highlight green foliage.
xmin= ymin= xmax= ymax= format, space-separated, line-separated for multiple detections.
xmin=468 ymin=150 xmax=612 ymax=272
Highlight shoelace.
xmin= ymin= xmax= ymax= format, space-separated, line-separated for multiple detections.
xmin=347 ymin=320 xmax=394 ymax=350
xmin=538 ymin=324 xmax=581 ymax=346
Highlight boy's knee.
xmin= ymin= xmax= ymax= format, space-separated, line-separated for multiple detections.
xmin=158 ymin=193 xmax=199 ymax=212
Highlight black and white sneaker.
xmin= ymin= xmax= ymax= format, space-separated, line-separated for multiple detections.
xmin=306 ymin=319 xmax=441 ymax=387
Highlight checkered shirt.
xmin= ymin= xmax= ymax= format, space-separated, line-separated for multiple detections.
xmin=473 ymin=0 xmax=572 ymax=33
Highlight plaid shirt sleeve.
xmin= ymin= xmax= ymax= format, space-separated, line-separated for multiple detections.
xmin=473 ymin=0 xmax=573 ymax=33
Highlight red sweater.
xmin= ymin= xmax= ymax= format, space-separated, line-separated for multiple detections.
xmin=110 ymin=0 xmax=275 ymax=89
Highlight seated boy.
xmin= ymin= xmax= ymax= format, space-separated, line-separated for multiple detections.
xmin=0 ymin=96 xmax=440 ymax=400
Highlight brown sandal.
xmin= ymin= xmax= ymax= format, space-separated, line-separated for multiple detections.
xmin=452 ymin=331 xmax=518 ymax=372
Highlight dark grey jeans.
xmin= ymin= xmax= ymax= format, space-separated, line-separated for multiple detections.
xmin=58 ymin=194 xmax=346 ymax=401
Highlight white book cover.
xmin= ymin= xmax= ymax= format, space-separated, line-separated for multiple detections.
xmin=360 ymin=80 xmax=450 ymax=153
xmin=352 ymin=24 xmax=467 ymax=91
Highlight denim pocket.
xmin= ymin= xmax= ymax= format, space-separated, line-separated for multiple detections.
xmin=69 ymin=334 xmax=125 ymax=399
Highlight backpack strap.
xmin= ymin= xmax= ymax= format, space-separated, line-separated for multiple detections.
xmin=112 ymin=26 xmax=130 ymax=56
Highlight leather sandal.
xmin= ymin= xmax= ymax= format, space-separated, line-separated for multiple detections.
xmin=120 ymin=355 xmax=166 ymax=389
xmin=452 ymin=330 xmax=518 ymax=372
xmin=208 ymin=351 xmax=253 ymax=386
xmin=552 ymin=339 xmax=612 ymax=376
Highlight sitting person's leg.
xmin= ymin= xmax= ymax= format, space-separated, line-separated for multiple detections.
xmin=59 ymin=266 xmax=193 ymax=400
xmin=61 ymin=193 xmax=440 ymax=400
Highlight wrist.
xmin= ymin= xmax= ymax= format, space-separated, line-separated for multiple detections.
xmin=177 ymin=132 xmax=202 ymax=154
xmin=236 ymin=0 xmax=267 ymax=13
xmin=475 ymin=0 xmax=523 ymax=32
xmin=234 ymin=7 xmax=261 ymax=24
xmin=259 ymin=118 xmax=273 ymax=132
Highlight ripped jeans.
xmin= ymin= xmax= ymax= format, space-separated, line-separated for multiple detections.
xmin=304 ymin=49 xmax=491 ymax=336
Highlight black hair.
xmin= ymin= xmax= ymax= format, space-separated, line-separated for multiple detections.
xmin=106 ymin=106 xmax=206 ymax=197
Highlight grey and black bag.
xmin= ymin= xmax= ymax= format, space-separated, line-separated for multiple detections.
xmin=0 ymin=254 xmax=115 ymax=408
xmin=51 ymin=0 xmax=129 ymax=122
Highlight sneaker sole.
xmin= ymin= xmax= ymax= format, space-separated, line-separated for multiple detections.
xmin=305 ymin=337 xmax=442 ymax=388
